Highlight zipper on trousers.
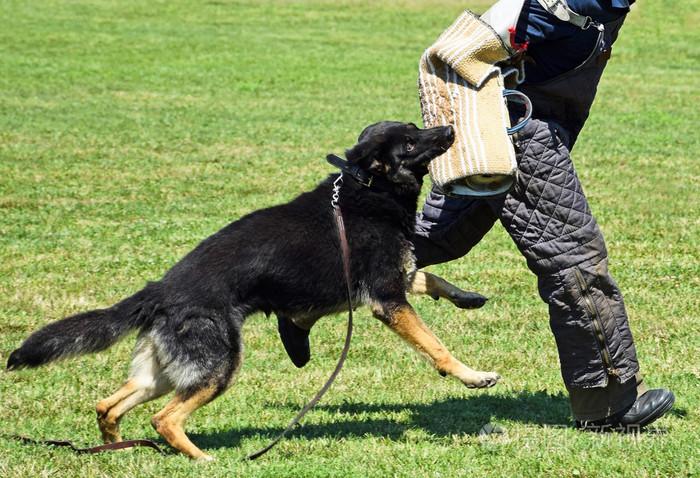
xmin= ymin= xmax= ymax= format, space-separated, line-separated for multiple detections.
xmin=573 ymin=267 xmax=619 ymax=380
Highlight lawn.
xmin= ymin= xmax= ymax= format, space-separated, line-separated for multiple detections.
xmin=0 ymin=0 xmax=698 ymax=476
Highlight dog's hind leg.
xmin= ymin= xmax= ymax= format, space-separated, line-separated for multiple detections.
xmin=150 ymin=384 xmax=221 ymax=461
xmin=372 ymin=299 xmax=500 ymax=389
xmin=408 ymin=271 xmax=488 ymax=309
xmin=151 ymin=315 xmax=243 ymax=461
xmin=97 ymin=337 xmax=173 ymax=443
xmin=97 ymin=379 xmax=172 ymax=444
xmin=151 ymin=358 xmax=241 ymax=461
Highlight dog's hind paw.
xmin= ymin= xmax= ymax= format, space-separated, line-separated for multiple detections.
xmin=448 ymin=291 xmax=488 ymax=309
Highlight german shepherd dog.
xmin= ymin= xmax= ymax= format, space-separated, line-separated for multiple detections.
xmin=7 ymin=121 xmax=500 ymax=461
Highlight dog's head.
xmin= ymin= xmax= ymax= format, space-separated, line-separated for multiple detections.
xmin=345 ymin=121 xmax=454 ymax=192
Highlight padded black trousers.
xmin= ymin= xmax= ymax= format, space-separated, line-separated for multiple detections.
xmin=413 ymin=117 xmax=639 ymax=388
xmin=413 ymin=15 xmax=641 ymax=419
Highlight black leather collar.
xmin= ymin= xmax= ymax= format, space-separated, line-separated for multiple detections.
xmin=326 ymin=154 xmax=374 ymax=187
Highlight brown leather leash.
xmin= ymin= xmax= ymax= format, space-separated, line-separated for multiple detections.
xmin=8 ymin=174 xmax=355 ymax=460
xmin=5 ymin=435 xmax=164 ymax=454
xmin=246 ymin=173 xmax=354 ymax=460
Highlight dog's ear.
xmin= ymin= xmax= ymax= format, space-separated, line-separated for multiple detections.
xmin=345 ymin=137 xmax=385 ymax=174
xmin=345 ymin=137 xmax=377 ymax=163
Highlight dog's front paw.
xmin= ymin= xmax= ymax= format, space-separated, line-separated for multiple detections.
xmin=448 ymin=291 xmax=488 ymax=309
xmin=462 ymin=371 xmax=501 ymax=389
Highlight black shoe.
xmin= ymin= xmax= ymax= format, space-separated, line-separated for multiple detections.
xmin=619 ymin=388 xmax=675 ymax=428
xmin=277 ymin=317 xmax=311 ymax=368
xmin=576 ymin=388 xmax=675 ymax=432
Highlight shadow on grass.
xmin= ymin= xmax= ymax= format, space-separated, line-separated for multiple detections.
xmin=190 ymin=391 xmax=572 ymax=450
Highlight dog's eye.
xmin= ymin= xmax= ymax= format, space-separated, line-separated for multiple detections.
xmin=406 ymin=140 xmax=416 ymax=152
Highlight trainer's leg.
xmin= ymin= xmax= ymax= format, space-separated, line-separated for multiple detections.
xmin=491 ymin=117 xmax=640 ymax=419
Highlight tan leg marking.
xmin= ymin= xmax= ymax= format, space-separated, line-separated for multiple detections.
xmin=96 ymin=337 xmax=173 ymax=444
xmin=96 ymin=380 xmax=138 ymax=443
xmin=96 ymin=380 xmax=138 ymax=416
xmin=97 ymin=380 xmax=173 ymax=444
xmin=409 ymin=271 xmax=449 ymax=298
xmin=373 ymin=302 xmax=500 ymax=388
xmin=409 ymin=271 xmax=487 ymax=309
xmin=151 ymin=385 xmax=220 ymax=461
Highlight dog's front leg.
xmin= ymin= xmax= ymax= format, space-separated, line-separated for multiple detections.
xmin=408 ymin=271 xmax=488 ymax=309
xmin=372 ymin=300 xmax=500 ymax=388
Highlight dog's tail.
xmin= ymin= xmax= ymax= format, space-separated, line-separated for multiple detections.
xmin=6 ymin=283 xmax=161 ymax=370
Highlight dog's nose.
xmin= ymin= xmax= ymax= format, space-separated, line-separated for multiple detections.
xmin=444 ymin=125 xmax=455 ymax=141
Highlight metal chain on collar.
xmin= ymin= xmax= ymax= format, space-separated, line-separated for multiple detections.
xmin=331 ymin=173 xmax=343 ymax=209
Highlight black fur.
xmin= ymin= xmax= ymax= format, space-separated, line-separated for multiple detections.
xmin=7 ymin=121 xmax=455 ymax=398
xmin=7 ymin=284 xmax=161 ymax=370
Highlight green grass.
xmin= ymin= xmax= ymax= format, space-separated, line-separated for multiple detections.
xmin=1 ymin=0 xmax=698 ymax=476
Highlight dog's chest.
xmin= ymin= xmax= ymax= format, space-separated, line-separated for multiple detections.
xmin=283 ymin=239 xmax=416 ymax=331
